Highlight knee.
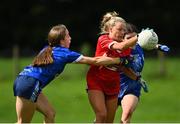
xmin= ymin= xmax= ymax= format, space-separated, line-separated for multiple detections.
xmin=124 ymin=109 xmax=133 ymax=117
xmin=121 ymin=110 xmax=133 ymax=123
xmin=96 ymin=111 xmax=107 ymax=122
xmin=45 ymin=109 xmax=56 ymax=120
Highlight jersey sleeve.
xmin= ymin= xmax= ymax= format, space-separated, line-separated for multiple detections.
xmin=65 ymin=50 xmax=83 ymax=63
xmin=98 ymin=35 xmax=115 ymax=50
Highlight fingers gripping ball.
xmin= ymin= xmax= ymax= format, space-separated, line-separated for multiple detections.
xmin=138 ymin=29 xmax=158 ymax=50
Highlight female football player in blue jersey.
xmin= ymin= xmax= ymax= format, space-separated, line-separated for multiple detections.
xmin=13 ymin=24 xmax=125 ymax=123
xmin=118 ymin=23 xmax=170 ymax=124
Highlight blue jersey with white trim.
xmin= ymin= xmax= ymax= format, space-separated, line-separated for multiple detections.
xmin=19 ymin=45 xmax=82 ymax=88
xmin=118 ymin=44 xmax=144 ymax=98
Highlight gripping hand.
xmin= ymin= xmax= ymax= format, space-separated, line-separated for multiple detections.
xmin=138 ymin=78 xmax=149 ymax=93
xmin=157 ymin=44 xmax=170 ymax=52
xmin=120 ymin=58 xmax=129 ymax=66
xmin=120 ymin=56 xmax=134 ymax=67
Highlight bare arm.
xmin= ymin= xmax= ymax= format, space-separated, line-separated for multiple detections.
xmin=111 ymin=35 xmax=138 ymax=51
xmin=76 ymin=56 xmax=120 ymax=66
xmin=119 ymin=65 xmax=138 ymax=80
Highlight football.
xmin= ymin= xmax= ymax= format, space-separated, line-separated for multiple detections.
xmin=137 ymin=29 xmax=158 ymax=50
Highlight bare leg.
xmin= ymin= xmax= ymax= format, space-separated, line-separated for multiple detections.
xmin=36 ymin=93 xmax=56 ymax=123
xmin=88 ymin=90 xmax=107 ymax=123
xmin=121 ymin=94 xmax=138 ymax=123
xmin=16 ymin=96 xmax=36 ymax=123
xmin=105 ymin=97 xmax=118 ymax=123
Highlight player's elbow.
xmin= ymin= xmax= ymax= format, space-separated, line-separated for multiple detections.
xmin=111 ymin=42 xmax=130 ymax=51
xmin=114 ymin=43 xmax=129 ymax=51
xmin=118 ymin=44 xmax=127 ymax=50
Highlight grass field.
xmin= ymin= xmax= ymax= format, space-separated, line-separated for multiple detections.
xmin=0 ymin=57 xmax=180 ymax=123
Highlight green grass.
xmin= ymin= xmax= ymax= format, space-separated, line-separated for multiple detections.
xmin=0 ymin=57 xmax=180 ymax=123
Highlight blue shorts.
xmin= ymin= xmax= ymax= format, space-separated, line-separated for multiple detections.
xmin=13 ymin=75 xmax=42 ymax=102
xmin=118 ymin=81 xmax=141 ymax=105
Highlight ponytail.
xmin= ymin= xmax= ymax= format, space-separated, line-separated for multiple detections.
xmin=32 ymin=46 xmax=53 ymax=66
xmin=32 ymin=24 xmax=67 ymax=66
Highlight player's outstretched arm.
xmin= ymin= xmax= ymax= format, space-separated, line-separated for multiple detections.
xmin=111 ymin=35 xmax=138 ymax=51
xmin=119 ymin=66 xmax=138 ymax=80
xmin=77 ymin=56 xmax=121 ymax=66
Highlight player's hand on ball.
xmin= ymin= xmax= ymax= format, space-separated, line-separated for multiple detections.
xmin=138 ymin=78 xmax=149 ymax=93
xmin=157 ymin=44 xmax=170 ymax=52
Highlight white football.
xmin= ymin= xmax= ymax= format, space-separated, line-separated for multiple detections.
xmin=137 ymin=29 xmax=158 ymax=50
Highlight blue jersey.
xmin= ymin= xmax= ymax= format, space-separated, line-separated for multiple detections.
xmin=118 ymin=44 xmax=144 ymax=99
xmin=19 ymin=45 xmax=83 ymax=88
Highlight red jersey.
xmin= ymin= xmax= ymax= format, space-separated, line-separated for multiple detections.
xmin=86 ymin=34 xmax=131 ymax=95
xmin=95 ymin=34 xmax=131 ymax=57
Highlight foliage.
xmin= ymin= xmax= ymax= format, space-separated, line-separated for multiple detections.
xmin=1 ymin=1 xmax=180 ymax=56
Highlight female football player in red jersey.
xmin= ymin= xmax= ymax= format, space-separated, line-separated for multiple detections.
xmin=86 ymin=12 xmax=138 ymax=123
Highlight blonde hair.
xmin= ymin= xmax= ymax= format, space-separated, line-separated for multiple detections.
xmin=100 ymin=11 xmax=126 ymax=34
xmin=32 ymin=24 xmax=67 ymax=66
xmin=108 ymin=16 xmax=126 ymax=29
